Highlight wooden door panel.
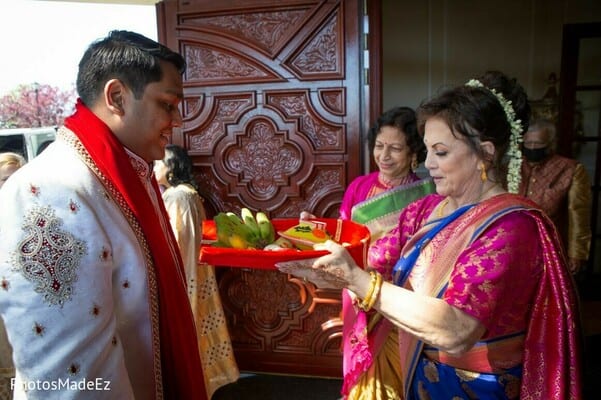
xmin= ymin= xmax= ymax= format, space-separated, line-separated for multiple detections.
xmin=158 ymin=0 xmax=363 ymax=377
xmin=217 ymin=269 xmax=343 ymax=374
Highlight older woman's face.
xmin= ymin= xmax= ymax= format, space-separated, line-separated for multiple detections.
xmin=373 ymin=126 xmax=413 ymax=180
xmin=423 ymin=117 xmax=482 ymax=202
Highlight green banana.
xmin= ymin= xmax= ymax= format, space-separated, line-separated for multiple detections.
xmin=213 ymin=210 xmax=275 ymax=249
xmin=226 ymin=212 xmax=255 ymax=248
xmin=213 ymin=212 xmax=250 ymax=249
xmin=214 ymin=213 xmax=234 ymax=247
xmin=256 ymin=211 xmax=275 ymax=244
xmin=226 ymin=211 xmax=242 ymax=222
xmin=240 ymin=207 xmax=261 ymax=238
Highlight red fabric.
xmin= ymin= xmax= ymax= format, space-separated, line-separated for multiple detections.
xmin=65 ymin=100 xmax=206 ymax=399
xmin=520 ymin=206 xmax=583 ymax=399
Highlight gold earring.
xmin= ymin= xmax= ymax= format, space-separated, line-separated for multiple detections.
xmin=411 ymin=158 xmax=418 ymax=171
xmin=480 ymin=162 xmax=488 ymax=182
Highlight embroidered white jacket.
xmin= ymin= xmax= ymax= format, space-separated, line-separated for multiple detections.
xmin=0 ymin=132 xmax=162 ymax=399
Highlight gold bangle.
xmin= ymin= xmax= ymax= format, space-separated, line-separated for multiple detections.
xmin=358 ymin=271 xmax=377 ymax=310
xmin=365 ymin=272 xmax=383 ymax=311
xmin=358 ymin=271 xmax=381 ymax=312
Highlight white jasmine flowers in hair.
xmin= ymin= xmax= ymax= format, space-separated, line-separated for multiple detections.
xmin=465 ymin=79 xmax=524 ymax=193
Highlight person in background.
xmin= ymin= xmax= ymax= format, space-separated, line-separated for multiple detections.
xmin=519 ymin=118 xmax=592 ymax=274
xmin=0 ymin=31 xmax=206 ymax=399
xmin=154 ymin=144 xmax=239 ymax=398
xmin=338 ymin=106 xmax=435 ymax=241
xmin=301 ymin=107 xmax=434 ymax=398
xmin=327 ymin=106 xmax=435 ymax=398
xmin=0 ymin=151 xmax=25 ymax=397
xmin=291 ymin=71 xmax=581 ymax=399
xmin=0 ymin=151 xmax=26 ymax=189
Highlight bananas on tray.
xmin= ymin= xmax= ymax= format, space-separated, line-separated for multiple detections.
xmin=213 ymin=208 xmax=275 ymax=249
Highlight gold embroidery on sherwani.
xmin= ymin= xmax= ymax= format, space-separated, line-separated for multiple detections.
xmin=11 ymin=205 xmax=86 ymax=307
xmin=58 ymin=127 xmax=164 ymax=397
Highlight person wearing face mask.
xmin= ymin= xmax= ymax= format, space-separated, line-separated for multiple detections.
xmin=519 ymin=118 xmax=592 ymax=274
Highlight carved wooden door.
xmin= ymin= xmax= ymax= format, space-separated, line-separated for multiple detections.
xmin=157 ymin=0 xmax=367 ymax=377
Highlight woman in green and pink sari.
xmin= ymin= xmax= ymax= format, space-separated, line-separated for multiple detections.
xmin=299 ymin=71 xmax=582 ymax=399
xmin=338 ymin=106 xmax=435 ymax=241
xmin=336 ymin=107 xmax=434 ymax=399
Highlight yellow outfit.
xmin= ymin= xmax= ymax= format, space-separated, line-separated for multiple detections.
xmin=346 ymin=328 xmax=403 ymax=400
xmin=162 ymin=184 xmax=239 ymax=398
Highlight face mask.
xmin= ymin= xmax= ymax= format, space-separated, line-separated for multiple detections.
xmin=522 ymin=146 xmax=549 ymax=162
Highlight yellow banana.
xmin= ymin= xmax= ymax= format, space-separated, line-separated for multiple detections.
xmin=229 ymin=233 xmax=250 ymax=249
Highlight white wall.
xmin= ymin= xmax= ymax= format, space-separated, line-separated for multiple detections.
xmin=381 ymin=0 xmax=601 ymax=110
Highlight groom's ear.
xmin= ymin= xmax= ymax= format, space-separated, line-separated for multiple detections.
xmin=104 ymin=79 xmax=126 ymax=115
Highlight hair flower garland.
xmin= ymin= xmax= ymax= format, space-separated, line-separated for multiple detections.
xmin=465 ymin=79 xmax=524 ymax=193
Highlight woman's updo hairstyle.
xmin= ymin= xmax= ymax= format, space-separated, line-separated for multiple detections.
xmin=416 ymin=70 xmax=530 ymax=172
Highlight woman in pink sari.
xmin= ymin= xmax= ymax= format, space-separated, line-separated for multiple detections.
xmin=338 ymin=107 xmax=434 ymax=241
xmin=302 ymin=107 xmax=434 ymax=397
xmin=292 ymin=71 xmax=582 ymax=399
xmin=337 ymin=107 xmax=434 ymax=399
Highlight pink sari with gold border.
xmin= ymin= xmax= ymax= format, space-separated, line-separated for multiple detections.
xmin=346 ymin=194 xmax=582 ymax=399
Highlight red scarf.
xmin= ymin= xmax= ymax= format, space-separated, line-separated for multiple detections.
xmin=65 ymin=100 xmax=206 ymax=399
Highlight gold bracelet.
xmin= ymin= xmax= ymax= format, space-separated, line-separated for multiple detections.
xmin=357 ymin=271 xmax=377 ymax=311
xmin=364 ymin=272 xmax=383 ymax=311
xmin=358 ymin=271 xmax=381 ymax=312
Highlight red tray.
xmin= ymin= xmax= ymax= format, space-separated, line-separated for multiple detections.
xmin=200 ymin=218 xmax=370 ymax=269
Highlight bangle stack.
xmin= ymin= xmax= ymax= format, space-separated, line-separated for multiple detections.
xmin=357 ymin=271 xmax=383 ymax=312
